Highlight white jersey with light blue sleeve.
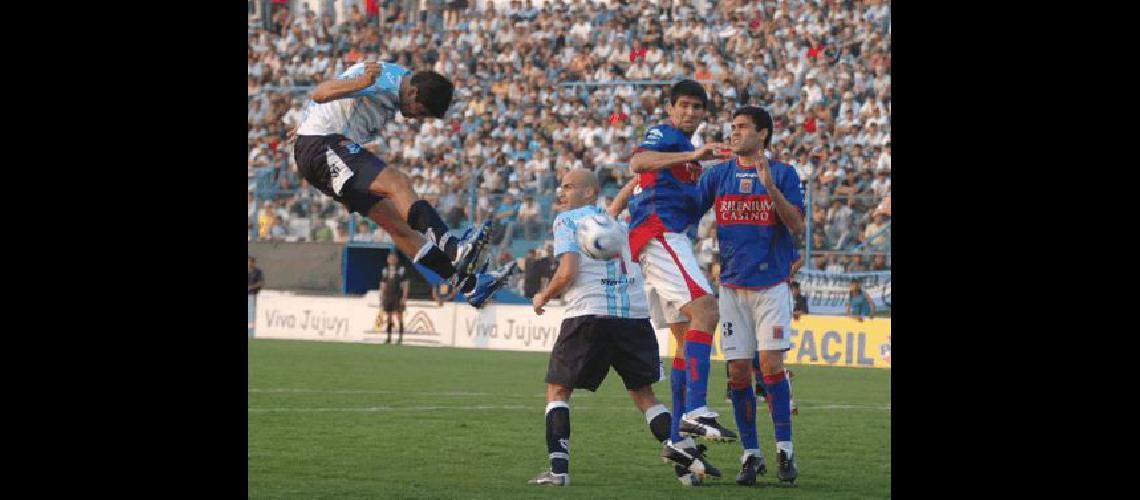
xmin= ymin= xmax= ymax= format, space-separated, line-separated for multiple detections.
xmin=552 ymin=205 xmax=650 ymax=320
xmin=296 ymin=62 xmax=410 ymax=145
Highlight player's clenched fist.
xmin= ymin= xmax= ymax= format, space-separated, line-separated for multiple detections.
xmin=693 ymin=142 xmax=732 ymax=162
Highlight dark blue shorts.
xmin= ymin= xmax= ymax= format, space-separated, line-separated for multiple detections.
xmin=294 ymin=134 xmax=386 ymax=215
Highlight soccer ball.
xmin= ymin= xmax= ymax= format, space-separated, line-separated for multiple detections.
xmin=576 ymin=214 xmax=626 ymax=261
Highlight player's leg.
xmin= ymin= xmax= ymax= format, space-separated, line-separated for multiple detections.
xmin=647 ymin=285 xmax=689 ymax=445
xmin=640 ymin=234 xmax=730 ymax=440
xmin=365 ymin=200 xmax=458 ymax=280
xmin=366 ymin=165 xmax=461 ymax=260
xmin=396 ymin=310 xmax=404 ymax=344
xmin=755 ymin=283 xmax=798 ymax=484
xmin=667 ymin=322 xmax=688 ymax=444
xmin=718 ymin=287 xmax=767 ymax=485
xmin=612 ymin=318 xmax=719 ymax=484
xmin=385 ymin=311 xmax=394 ymax=343
xmin=532 ymin=316 xmax=604 ymax=486
xmin=322 ymin=138 xmax=493 ymax=293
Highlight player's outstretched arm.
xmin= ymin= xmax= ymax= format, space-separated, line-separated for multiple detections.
xmin=312 ymin=62 xmax=381 ymax=103
xmin=532 ymin=252 xmax=579 ymax=315
xmin=629 ymin=142 xmax=730 ymax=173
xmin=607 ymin=178 xmax=639 ymax=218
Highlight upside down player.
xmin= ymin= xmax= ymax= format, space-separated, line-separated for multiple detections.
xmin=627 ymin=80 xmax=737 ymax=453
xmin=291 ymin=60 xmax=514 ymax=307
xmin=696 ymin=107 xmax=804 ymax=485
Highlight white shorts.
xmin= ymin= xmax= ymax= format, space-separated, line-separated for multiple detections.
xmin=718 ymin=283 xmax=793 ymax=360
xmin=638 ymin=232 xmax=713 ymax=328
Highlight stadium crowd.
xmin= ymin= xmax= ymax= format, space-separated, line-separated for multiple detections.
xmin=248 ymin=0 xmax=891 ymax=277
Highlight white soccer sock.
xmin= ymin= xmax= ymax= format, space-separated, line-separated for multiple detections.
xmin=742 ymin=449 xmax=762 ymax=463
xmin=644 ymin=404 xmax=668 ymax=424
xmin=776 ymin=441 xmax=794 ymax=456
xmin=545 ymin=400 xmax=570 ymax=415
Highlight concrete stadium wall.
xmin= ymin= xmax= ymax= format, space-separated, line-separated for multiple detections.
xmin=249 ymin=242 xmax=343 ymax=293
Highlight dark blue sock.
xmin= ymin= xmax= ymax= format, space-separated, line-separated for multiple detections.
xmin=669 ymin=358 xmax=686 ymax=442
xmin=545 ymin=401 xmax=570 ymax=474
xmin=729 ymin=378 xmax=759 ymax=451
xmin=764 ymin=372 xmax=793 ymax=443
xmin=683 ymin=330 xmax=712 ymax=414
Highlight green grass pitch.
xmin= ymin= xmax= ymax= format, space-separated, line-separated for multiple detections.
xmin=249 ymin=339 xmax=890 ymax=499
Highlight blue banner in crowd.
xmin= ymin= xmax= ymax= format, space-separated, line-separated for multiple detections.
xmin=793 ymin=269 xmax=891 ymax=315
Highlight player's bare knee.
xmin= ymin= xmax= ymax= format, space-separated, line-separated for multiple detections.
xmin=687 ymin=295 xmax=719 ymax=331
xmin=727 ymin=359 xmax=752 ymax=386
xmin=760 ymin=351 xmax=785 ymax=375
xmin=546 ymin=384 xmax=572 ymax=403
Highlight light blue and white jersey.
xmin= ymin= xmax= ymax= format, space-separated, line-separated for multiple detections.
xmin=553 ymin=205 xmax=649 ymax=319
xmin=296 ymin=62 xmax=409 ymax=145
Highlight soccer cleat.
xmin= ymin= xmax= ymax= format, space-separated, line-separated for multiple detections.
xmin=680 ymin=414 xmax=738 ymax=442
xmin=735 ymin=453 xmax=768 ymax=486
xmin=451 ymin=221 xmax=493 ymax=294
xmin=661 ymin=438 xmax=721 ymax=479
xmin=466 ymin=261 xmax=519 ymax=309
xmin=528 ymin=470 xmax=569 ymax=486
xmin=776 ymin=449 xmax=798 ymax=484
xmin=674 ymin=464 xmax=703 ymax=486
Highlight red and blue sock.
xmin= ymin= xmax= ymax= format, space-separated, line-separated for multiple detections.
xmin=728 ymin=377 xmax=759 ymax=451
xmin=764 ymin=371 xmax=793 ymax=443
xmin=669 ymin=357 xmax=686 ymax=442
xmin=683 ymin=329 xmax=713 ymax=414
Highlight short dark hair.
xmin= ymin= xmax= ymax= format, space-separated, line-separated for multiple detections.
xmin=669 ymin=79 xmax=708 ymax=109
xmin=411 ymin=70 xmax=454 ymax=119
xmin=733 ymin=106 xmax=773 ymax=147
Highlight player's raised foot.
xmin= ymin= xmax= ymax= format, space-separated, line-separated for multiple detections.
xmin=661 ymin=438 xmax=721 ymax=479
xmin=674 ymin=464 xmax=703 ymax=486
xmin=680 ymin=412 xmax=738 ymax=442
xmin=735 ymin=452 xmax=768 ymax=486
xmin=466 ymin=261 xmax=519 ymax=309
xmin=451 ymin=221 xmax=493 ymax=293
xmin=776 ymin=449 xmax=798 ymax=484
xmin=527 ymin=470 xmax=569 ymax=486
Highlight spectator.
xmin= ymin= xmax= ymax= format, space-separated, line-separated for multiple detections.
xmin=862 ymin=213 xmax=889 ymax=249
xmin=847 ymin=279 xmax=876 ymax=322
xmin=247 ymin=0 xmax=891 ymax=261
xmin=791 ymin=281 xmax=809 ymax=320
xmin=517 ymin=196 xmax=541 ymax=240
xmin=826 ymin=199 xmax=855 ymax=250
xmin=524 ymin=246 xmax=553 ymax=299
xmin=696 ymin=227 xmax=719 ymax=279
xmin=492 ymin=193 xmax=521 ymax=244
xmin=248 ymin=256 xmax=264 ymax=336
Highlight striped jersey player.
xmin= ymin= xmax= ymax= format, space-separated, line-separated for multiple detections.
xmin=528 ymin=169 xmax=720 ymax=487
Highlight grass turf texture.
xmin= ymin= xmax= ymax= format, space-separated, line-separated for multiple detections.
xmin=249 ymin=339 xmax=890 ymax=499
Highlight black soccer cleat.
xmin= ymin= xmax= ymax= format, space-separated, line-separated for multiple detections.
xmin=451 ymin=221 xmax=493 ymax=294
xmin=735 ymin=453 xmax=768 ymax=486
xmin=776 ymin=449 xmax=798 ymax=484
xmin=674 ymin=464 xmax=703 ymax=486
xmin=661 ymin=439 xmax=721 ymax=480
xmin=680 ymin=414 xmax=738 ymax=442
